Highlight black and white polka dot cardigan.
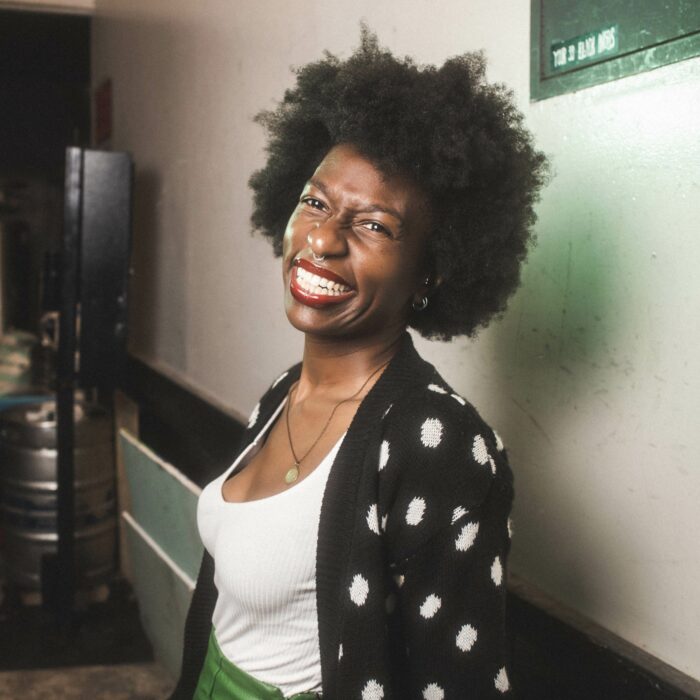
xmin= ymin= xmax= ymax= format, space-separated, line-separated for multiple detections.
xmin=172 ymin=333 xmax=514 ymax=699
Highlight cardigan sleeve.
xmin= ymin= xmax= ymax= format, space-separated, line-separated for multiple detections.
xmin=378 ymin=388 xmax=514 ymax=697
xmin=169 ymin=550 xmax=218 ymax=699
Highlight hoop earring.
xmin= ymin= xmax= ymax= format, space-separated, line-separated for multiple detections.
xmin=412 ymin=296 xmax=428 ymax=311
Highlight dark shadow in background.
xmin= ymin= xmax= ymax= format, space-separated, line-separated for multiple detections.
xmin=0 ymin=8 xmax=155 ymax=671
xmin=0 ymin=10 xmax=90 ymax=179
xmin=0 ymin=9 xmax=90 ymax=335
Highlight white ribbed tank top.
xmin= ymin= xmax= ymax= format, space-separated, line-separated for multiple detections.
xmin=197 ymin=397 xmax=344 ymax=696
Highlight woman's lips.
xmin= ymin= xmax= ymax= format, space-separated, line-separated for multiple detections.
xmin=290 ymin=258 xmax=355 ymax=308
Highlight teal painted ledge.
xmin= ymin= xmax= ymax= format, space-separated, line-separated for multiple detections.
xmin=123 ymin=511 xmax=194 ymax=678
xmin=120 ymin=429 xmax=203 ymax=580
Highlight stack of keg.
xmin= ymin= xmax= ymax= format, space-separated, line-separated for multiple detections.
xmin=0 ymin=399 xmax=116 ymax=592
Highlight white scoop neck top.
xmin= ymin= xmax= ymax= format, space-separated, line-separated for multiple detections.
xmin=197 ymin=396 xmax=344 ymax=696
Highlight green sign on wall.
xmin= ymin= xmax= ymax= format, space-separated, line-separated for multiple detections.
xmin=531 ymin=0 xmax=700 ymax=100
xmin=550 ymin=25 xmax=618 ymax=72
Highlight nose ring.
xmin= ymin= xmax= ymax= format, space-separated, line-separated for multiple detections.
xmin=307 ymin=225 xmax=325 ymax=263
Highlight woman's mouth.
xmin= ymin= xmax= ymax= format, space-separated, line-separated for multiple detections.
xmin=290 ymin=258 xmax=355 ymax=308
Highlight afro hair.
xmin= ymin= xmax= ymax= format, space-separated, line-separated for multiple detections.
xmin=249 ymin=27 xmax=548 ymax=340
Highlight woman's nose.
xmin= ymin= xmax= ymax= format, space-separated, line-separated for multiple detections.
xmin=306 ymin=220 xmax=348 ymax=258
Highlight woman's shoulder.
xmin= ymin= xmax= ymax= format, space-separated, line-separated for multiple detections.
xmin=376 ymin=366 xmax=511 ymax=561
xmin=242 ymin=362 xmax=302 ymax=431
xmin=382 ymin=365 xmax=504 ymax=457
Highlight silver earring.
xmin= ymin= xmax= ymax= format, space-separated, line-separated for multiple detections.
xmin=412 ymin=296 xmax=428 ymax=311
xmin=308 ymin=224 xmax=324 ymax=262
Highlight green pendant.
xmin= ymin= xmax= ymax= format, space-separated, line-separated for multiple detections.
xmin=285 ymin=464 xmax=300 ymax=484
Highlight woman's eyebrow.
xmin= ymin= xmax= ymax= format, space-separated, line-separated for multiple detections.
xmin=308 ymin=177 xmax=404 ymax=222
xmin=307 ymin=177 xmax=327 ymax=195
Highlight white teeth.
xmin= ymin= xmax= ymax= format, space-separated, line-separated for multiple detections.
xmin=295 ymin=265 xmax=352 ymax=295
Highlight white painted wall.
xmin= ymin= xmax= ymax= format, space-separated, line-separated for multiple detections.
xmin=92 ymin=0 xmax=700 ymax=680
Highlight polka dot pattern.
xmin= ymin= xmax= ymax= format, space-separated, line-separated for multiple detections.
xmin=472 ymin=434 xmax=490 ymax=464
xmin=202 ymin=355 xmax=516 ymax=699
xmin=362 ymin=680 xmax=385 ymax=700
xmin=366 ymin=504 xmax=380 ymax=535
xmin=420 ymin=418 xmax=443 ymax=448
xmin=491 ymin=556 xmax=503 ymax=586
xmin=406 ymin=497 xmax=426 ymax=526
xmin=456 ymin=624 xmax=478 ymax=652
xmin=472 ymin=433 xmax=498 ymax=473
xmin=423 ymin=683 xmax=445 ymax=700
xmin=379 ymin=440 xmax=390 ymax=471
xmin=451 ymin=506 xmax=468 ymax=524
xmin=455 ymin=522 xmax=479 ymax=551
xmin=494 ymin=667 xmax=510 ymax=693
xmin=428 ymin=383 xmax=447 ymax=394
xmin=349 ymin=574 xmax=369 ymax=606
xmin=494 ymin=429 xmax=504 ymax=451
xmin=247 ymin=402 xmax=260 ymax=428
xmin=420 ymin=594 xmax=442 ymax=619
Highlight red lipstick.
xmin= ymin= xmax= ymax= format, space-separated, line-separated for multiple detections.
xmin=290 ymin=258 xmax=355 ymax=308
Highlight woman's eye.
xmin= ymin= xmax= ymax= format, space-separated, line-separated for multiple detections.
xmin=363 ymin=221 xmax=392 ymax=237
xmin=302 ymin=197 xmax=324 ymax=210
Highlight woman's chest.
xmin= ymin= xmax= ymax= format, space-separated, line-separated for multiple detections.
xmin=209 ymin=502 xmax=321 ymax=606
xmin=222 ymin=402 xmax=355 ymax=503
xmin=199 ymin=426 xmax=346 ymax=604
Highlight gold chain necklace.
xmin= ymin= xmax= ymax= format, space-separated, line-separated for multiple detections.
xmin=283 ymin=360 xmax=390 ymax=484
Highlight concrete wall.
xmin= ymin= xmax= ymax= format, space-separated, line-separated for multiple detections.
xmin=92 ymin=0 xmax=700 ymax=680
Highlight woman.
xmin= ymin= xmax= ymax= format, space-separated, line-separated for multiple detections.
xmin=172 ymin=29 xmax=547 ymax=700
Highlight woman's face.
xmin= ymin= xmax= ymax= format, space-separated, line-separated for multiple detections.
xmin=282 ymin=144 xmax=432 ymax=345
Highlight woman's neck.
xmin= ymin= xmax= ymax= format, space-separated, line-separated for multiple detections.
xmin=294 ymin=331 xmax=405 ymax=402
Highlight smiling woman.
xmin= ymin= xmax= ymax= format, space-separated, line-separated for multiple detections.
xmin=171 ymin=28 xmax=547 ymax=700
xmin=284 ymin=144 xmax=432 ymax=344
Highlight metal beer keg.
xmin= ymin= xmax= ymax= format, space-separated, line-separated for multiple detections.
xmin=0 ymin=400 xmax=116 ymax=590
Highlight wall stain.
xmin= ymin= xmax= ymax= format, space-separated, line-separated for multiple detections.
xmin=511 ymin=397 xmax=554 ymax=446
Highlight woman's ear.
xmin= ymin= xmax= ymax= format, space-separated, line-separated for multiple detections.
xmin=412 ymin=272 xmax=442 ymax=309
xmin=427 ymin=273 xmax=443 ymax=296
xmin=422 ymin=272 xmax=443 ymax=298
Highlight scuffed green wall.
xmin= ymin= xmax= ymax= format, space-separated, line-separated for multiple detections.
xmin=495 ymin=57 xmax=700 ymax=675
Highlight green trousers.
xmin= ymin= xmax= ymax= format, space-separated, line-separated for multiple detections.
xmin=194 ymin=630 xmax=322 ymax=700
